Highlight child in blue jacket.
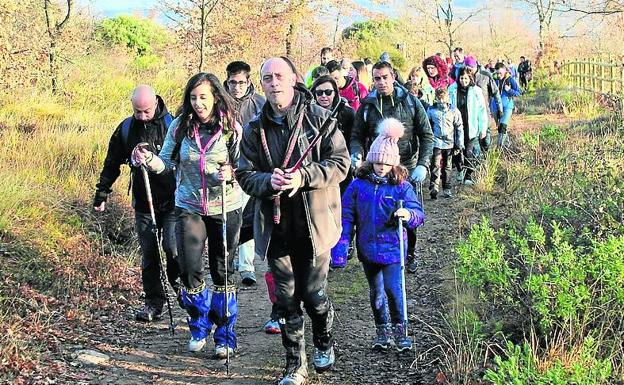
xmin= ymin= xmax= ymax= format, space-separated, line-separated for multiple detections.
xmin=492 ymin=62 xmax=521 ymax=147
xmin=331 ymin=118 xmax=425 ymax=352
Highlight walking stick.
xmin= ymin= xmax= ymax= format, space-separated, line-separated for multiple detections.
xmin=140 ymin=164 xmax=175 ymax=335
xmin=221 ymin=180 xmax=231 ymax=375
xmin=397 ymin=200 xmax=408 ymax=335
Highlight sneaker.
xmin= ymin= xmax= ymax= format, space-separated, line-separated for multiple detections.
xmin=464 ymin=179 xmax=475 ymax=186
xmin=135 ymin=304 xmax=162 ymax=322
xmin=313 ymin=346 xmax=335 ymax=373
xmin=371 ymin=324 xmax=392 ymax=351
xmin=455 ymin=169 xmax=465 ymax=182
xmin=429 ymin=187 xmax=438 ymax=200
xmin=240 ymin=271 xmax=257 ymax=286
xmin=188 ymin=337 xmax=207 ymax=352
xmin=264 ymin=319 xmax=281 ymax=334
xmin=442 ymin=189 xmax=452 ymax=198
xmin=214 ymin=344 xmax=234 ymax=359
xmin=393 ymin=323 xmax=413 ymax=352
xmin=278 ymin=372 xmax=307 ymax=385
xmin=407 ymin=253 xmax=418 ymax=274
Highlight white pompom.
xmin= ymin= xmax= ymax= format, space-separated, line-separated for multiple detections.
xmin=376 ymin=118 xmax=405 ymax=140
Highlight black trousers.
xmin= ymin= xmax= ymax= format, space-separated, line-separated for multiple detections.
xmin=135 ymin=209 xmax=180 ymax=309
xmin=430 ymin=148 xmax=453 ymax=190
xmin=175 ymin=208 xmax=241 ymax=289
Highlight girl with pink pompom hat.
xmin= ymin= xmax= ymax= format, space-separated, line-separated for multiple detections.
xmin=330 ymin=117 xmax=426 ymax=353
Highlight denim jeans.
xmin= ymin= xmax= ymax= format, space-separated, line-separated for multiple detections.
xmin=175 ymin=208 xmax=242 ymax=290
xmin=361 ymin=261 xmax=406 ymax=325
xmin=135 ymin=209 xmax=180 ymax=309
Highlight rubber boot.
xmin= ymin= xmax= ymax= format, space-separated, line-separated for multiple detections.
xmin=179 ymin=284 xmax=212 ymax=352
xmin=497 ymin=124 xmax=508 ymax=149
xmin=210 ymin=285 xmax=238 ymax=357
xmin=279 ymin=314 xmax=308 ymax=381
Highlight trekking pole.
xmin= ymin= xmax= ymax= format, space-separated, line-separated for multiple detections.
xmin=140 ymin=162 xmax=175 ymax=335
xmin=221 ymin=180 xmax=231 ymax=375
xmin=397 ymin=200 xmax=408 ymax=336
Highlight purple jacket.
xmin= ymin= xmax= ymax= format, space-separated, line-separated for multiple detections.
xmin=331 ymin=174 xmax=425 ymax=266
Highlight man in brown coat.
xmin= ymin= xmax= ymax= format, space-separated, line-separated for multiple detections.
xmin=236 ymin=57 xmax=349 ymax=385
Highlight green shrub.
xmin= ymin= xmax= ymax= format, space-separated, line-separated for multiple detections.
xmin=96 ymin=15 xmax=172 ymax=55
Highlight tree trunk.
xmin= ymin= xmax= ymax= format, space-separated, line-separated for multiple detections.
xmin=285 ymin=22 xmax=294 ymax=56
xmin=43 ymin=0 xmax=72 ymax=94
xmin=199 ymin=0 xmax=206 ymax=72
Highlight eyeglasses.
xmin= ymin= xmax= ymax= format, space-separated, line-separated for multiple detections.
xmin=314 ymin=89 xmax=334 ymax=97
xmin=227 ymin=79 xmax=248 ymax=86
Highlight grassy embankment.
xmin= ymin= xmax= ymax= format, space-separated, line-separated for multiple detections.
xmin=0 ymin=52 xmax=188 ymax=379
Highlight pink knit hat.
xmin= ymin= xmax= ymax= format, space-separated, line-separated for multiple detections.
xmin=366 ymin=118 xmax=405 ymax=166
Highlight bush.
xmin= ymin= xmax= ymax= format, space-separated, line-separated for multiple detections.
xmin=96 ymin=15 xmax=172 ymax=55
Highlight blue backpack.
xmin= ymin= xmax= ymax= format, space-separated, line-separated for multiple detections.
xmin=120 ymin=113 xmax=174 ymax=152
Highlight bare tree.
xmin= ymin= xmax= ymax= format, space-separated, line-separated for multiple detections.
xmin=163 ymin=0 xmax=220 ymax=72
xmin=408 ymin=0 xmax=484 ymax=57
xmin=44 ymin=0 xmax=72 ymax=94
xmin=516 ymin=0 xmax=561 ymax=54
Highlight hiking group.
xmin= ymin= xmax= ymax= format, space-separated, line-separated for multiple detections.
xmin=93 ymin=46 xmax=528 ymax=385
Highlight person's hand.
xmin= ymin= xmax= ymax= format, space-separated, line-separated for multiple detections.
xmin=131 ymin=143 xmax=153 ymax=167
xmin=452 ymin=147 xmax=462 ymax=156
xmin=94 ymin=201 xmax=106 ymax=212
xmin=217 ymin=164 xmax=233 ymax=182
xmin=283 ymin=168 xmax=303 ymax=197
xmin=504 ymin=84 xmax=511 ymax=92
xmin=93 ymin=191 xmax=107 ymax=212
xmin=409 ymin=165 xmax=428 ymax=183
xmin=394 ymin=208 xmax=411 ymax=221
xmin=351 ymin=153 xmax=362 ymax=169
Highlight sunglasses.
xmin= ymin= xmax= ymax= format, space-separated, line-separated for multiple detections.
xmin=314 ymin=89 xmax=334 ymax=97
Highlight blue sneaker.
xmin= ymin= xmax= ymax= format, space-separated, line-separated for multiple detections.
xmin=313 ymin=346 xmax=334 ymax=372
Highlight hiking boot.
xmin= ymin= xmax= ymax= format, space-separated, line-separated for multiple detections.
xmin=371 ymin=324 xmax=392 ymax=351
xmin=264 ymin=319 xmax=281 ymax=334
xmin=464 ymin=179 xmax=475 ymax=186
xmin=240 ymin=271 xmax=257 ymax=286
xmin=455 ymin=169 xmax=465 ymax=182
xmin=313 ymin=346 xmax=335 ymax=373
xmin=188 ymin=337 xmax=207 ymax=352
xmin=429 ymin=187 xmax=439 ymax=200
xmin=135 ymin=304 xmax=162 ymax=322
xmin=214 ymin=344 xmax=235 ymax=359
xmin=442 ymin=189 xmax=452 ymax=198
xmin=407 ymin=253 xmax=418 ymax=274
xmin=278 ymin=372 xmax=307 ymax=385
xmin=393 ymin=323 xmax=413 ymax=352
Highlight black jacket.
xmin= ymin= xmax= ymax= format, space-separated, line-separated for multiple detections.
xmin=351 ymin=83 xmax=434 ymax=170
xmin=236 ymin=85 xmax=350 ymax=259
xmin=94 ymin=95 xmax=176 ymax=214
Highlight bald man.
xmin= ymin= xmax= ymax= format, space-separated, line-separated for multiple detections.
xmin=93 ymin=85 xmax=180 ymax=323
xmin=236 ymin=57 xmax=349 ymax=385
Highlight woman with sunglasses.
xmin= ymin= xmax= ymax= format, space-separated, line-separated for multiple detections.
xmin=311 ymin=76 xmax=356 ymax=190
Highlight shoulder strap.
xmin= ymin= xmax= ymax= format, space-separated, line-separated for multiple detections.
xmin=352 ymin=81 xmax=360 ymax=102
xmin=163 ymin=113 xmax=173 ymax=130
xmin=120 ymin=116 xmax=133 ymax=149
xmin=362 ymin=104 xmax=370 ymax=124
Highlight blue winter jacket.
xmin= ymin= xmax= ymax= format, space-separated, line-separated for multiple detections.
xmin=492 ymin=74 xmax=521 ymax=113
xmin=331 ymin=174 xmax=425 ymax=266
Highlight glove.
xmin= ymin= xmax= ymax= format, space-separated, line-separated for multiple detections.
xmin=394 ymin=208 xmax=411 ymax=221
xmin=409 ymin=165 xmax=428 ymax=183
xmin=452 ymin=147 xmax=462 ymax=156
xmin=330 ymin=238 xmax=350 ymax=269
xmin=350 ymin=153 xmax=362 ymax=170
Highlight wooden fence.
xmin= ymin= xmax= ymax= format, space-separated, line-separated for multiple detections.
xmin=560 ymin=57 xmax=624 ymax=97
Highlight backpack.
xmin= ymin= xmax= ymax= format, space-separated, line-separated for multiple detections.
xmin=120 ymin=113 xmax=174 ymax=153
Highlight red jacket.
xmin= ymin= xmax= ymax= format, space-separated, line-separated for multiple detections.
xmin=339 ymin=76 xmax=369 ymax=111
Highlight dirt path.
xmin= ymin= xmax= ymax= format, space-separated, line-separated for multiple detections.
xmin=55 ymin=113 xmax=565 ymax=385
